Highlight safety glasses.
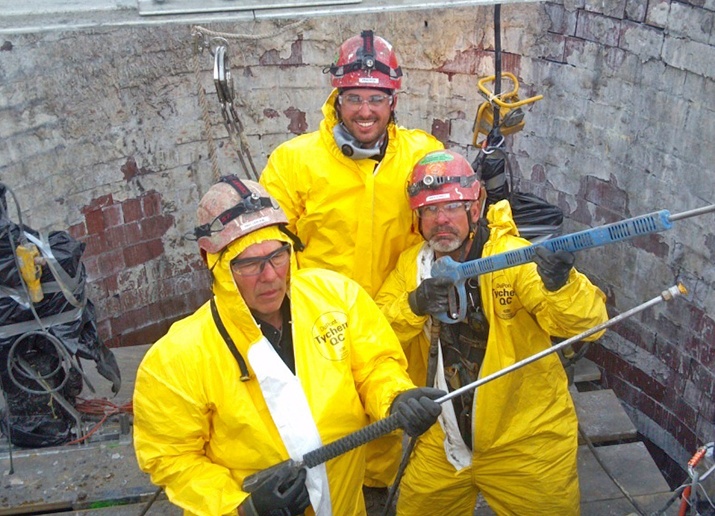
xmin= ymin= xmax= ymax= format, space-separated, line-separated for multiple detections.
xmin=230 ymin=243 xmax=291 ymax=277
xmin=417 ymin=202 xmax=472 ymax=220
xmin=338 ymin=93 xmax=393 ymax=109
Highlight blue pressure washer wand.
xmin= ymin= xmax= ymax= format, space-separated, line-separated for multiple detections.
xmin=431 ymin=204 xmax=715 ymax=323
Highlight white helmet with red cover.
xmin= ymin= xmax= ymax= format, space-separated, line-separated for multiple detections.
xmin=194 ymin=176 xmax=288 ymax=257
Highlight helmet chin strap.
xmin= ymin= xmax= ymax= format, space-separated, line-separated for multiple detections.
xmin=333 ymin=123 xmax=385 ymax=160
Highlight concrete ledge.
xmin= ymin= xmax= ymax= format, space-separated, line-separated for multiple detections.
xmin=573 ymin=358 xmax=602 ymax=383
xmin=574 ymin=389 xmax=638 ymax=444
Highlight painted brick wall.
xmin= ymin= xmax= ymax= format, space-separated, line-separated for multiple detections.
xmin=1 ymin=1 xmax=714 ymax=468
xmin=509 ymin=0 xmax=715 ymax=467
xmin=65 ymin=184 xmax=211 ymax=348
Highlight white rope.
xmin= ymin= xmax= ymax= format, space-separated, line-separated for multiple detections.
xmin=192 ymin=19 xmax=308 ymax=41
xmin=190 ymin=35 xmax=221 ymax=184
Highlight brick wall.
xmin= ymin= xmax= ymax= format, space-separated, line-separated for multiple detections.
xmin=1 ymin=1 xmax=714 ymax=467
xmin=510 ymin=0 xmax=715 ymax=466
xmin=66 ymin=182 xmax=211 ymax=348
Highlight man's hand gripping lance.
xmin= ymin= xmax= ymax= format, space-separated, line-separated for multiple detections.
xmin=431 ymin=205 xmax=715 ymax=323
xmin=243 ymin=284 xmax=688 ymax=499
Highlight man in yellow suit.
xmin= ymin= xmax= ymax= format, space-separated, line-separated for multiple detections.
xmin=133 ymin=176 xmax=444 ymax=516
xmin=260 ymin=30 xmax=444 ymax=490
xmin=376 ymin=150 xmax=609 ymax=515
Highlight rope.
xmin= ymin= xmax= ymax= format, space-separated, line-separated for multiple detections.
xmin=65 ymin=397 xmax=133 ymax=446
xmin=191 ymin=33 xmax=221 ymax=184
xmin=192 ymin=19 xmax=308 ymax=41
xmin=189 ymin=20 xmax=309 ymax=183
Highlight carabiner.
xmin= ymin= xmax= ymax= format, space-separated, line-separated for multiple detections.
xmin=213 ymin=45 xmax=234 ymax=107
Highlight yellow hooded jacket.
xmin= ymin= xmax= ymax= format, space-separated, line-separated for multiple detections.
xmin=375 ymin=201 xmax=609 ymax=514
xmin=133 ymin=227 xmax=415 ymax=516
xmin=260 ymin=89 xmax=444 ymax=299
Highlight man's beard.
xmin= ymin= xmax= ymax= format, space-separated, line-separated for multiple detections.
xmin=427 ymin=226 xmax=463 ymax=253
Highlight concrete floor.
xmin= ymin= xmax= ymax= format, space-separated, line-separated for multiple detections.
xmin=0 ymin=347 xmax=685 ymax=515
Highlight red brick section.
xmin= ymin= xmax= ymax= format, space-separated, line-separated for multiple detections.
xmin=68 ymin=190 xmax=210 ymax=349
xmin=431 ymin=119 xmax=450 ymax=145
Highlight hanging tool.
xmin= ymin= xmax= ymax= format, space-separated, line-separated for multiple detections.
xmin=241 ymin=284 xmax=686 ymax=495
xmin=470 ymin=4 xmax=558 ymax=244
xmin=473 ymin=72 xmax=543 ymax=146
xmin=471 ymin=5 xmax=542 ymax=148
xmin=211 ymin=40 xmax=260 ymax=181
xmin=431 ymin=204 xmax=715 ymax=323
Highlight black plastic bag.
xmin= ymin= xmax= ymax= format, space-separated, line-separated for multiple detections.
xmin=473 ymin=147 xmax=563 ymax=241
xmin=0 ymin=183 xmax=121 ymax=447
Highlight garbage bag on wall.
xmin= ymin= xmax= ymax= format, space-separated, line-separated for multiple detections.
xmin=474 ymin=149 xmax=563 ymax=242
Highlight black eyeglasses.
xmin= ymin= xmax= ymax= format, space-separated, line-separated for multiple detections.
xmin=230 ymin=243 xmax=291 ymax=277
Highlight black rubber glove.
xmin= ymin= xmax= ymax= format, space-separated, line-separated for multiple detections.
xmin=533 ymin=246 xmax=575 ymax=291
xmin=242 ymin=464 xmax=310 ymax=516
xmin=390 ymin=387 xmax=446 ymax=437
xmin=408 ymin=277 xmax=453 ymax=316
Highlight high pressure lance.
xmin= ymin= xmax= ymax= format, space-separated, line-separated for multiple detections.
xmin=431 ymin=204 xmax=715 ymax=323
xmin=241 ymin=284 xmax=687 ymax=497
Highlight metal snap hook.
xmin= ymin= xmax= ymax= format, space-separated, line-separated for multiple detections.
xmin=213 ymin=44 xmax=235 ymax=107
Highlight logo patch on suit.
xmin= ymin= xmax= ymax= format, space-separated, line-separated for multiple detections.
xmin=492 ymin=279 xmax=521 ymax=320
xmin=312 ymin=311 xmax=349 ymax=361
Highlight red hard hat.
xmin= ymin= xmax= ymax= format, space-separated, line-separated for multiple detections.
xmin=328 ymin=30 xmax=402 ymax=91
xmin=408 ymin=150 xmax=481 ymax=210
xmin=194 ymin=176 xmax=288 ymax=255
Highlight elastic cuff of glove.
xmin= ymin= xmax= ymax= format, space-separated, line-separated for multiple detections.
xmin=407 ymin=290 xmax=425 ymax=316
xmin=238 ymin=496 xmax=259 ymax=516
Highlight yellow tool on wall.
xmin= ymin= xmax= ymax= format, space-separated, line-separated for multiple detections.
xmin=472 ymin=71 xmax=543 ymax=147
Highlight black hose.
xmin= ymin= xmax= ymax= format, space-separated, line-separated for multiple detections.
xmin=493 ymin=4 xmax=502 ymax=128
xmin=303 ymin=413 xmax=402 ymax=468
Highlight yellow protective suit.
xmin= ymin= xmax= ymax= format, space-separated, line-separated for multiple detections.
xmin=260 ymin=89 xmax=443 ymax=299
xmin=260 ymin=89 xmax=443 ymax=487
xmin=133 ymin=226 xmax=415 ymax=516
xmin=375 ymin=201 xmax=609 ymax=515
